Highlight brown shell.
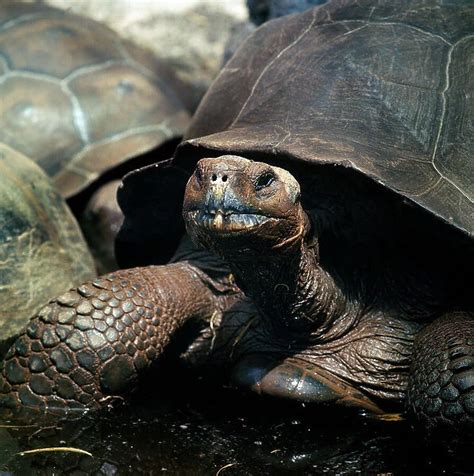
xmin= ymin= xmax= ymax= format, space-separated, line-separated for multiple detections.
xmin=0 ymin=2 xmax=190 ymax=198
xmin=0 ymin=143 xmax=96 ymax=340
xmin=177 ymin=0 xmax=473 ymax=236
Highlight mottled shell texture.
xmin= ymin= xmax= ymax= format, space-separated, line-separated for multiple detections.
xmin=0 ymin=144 xmax=95 ymax=340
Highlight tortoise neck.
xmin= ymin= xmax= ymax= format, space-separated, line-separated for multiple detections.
xmin=224 ymin=216 xmax=351 ymax=338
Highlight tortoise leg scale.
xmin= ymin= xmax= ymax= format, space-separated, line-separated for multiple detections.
xmin=407 ymin=313 xmax=474 ymax=428
xmin=0 ymin=264 xmax=222 ymax=413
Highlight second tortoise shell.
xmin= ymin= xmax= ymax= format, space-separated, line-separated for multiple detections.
xmin=0 ymin=2 xmax=190 ymax=198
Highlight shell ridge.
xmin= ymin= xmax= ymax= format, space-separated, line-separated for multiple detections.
xmin=229 ymin=8 xmax=319 ymax=127
xmin=430 ymin=34 xmax=474 ymax=204
xmin=300 ymin=18 xmax=452 ymax=46
xmin=113 ymin=37 xmax=184 ymax=109
xmin=62 ymin=59 xmax=122 ymax=83
xmin=407 ymin=177 xmax=443 ymax=198
xmin=229 ymin=16 xmax=452 ymax=130
xmin=60 ymin=83 xmax=90 ymax=145
xmin=0 ymin=12 xmax=63 ymax=33
xmin=0 ymin=70 xmax=59 ymax=85
xmin=57 ymin=121 xmax=177 ymax=177
xmin=114 ymin=37 xmax=155 ymax=80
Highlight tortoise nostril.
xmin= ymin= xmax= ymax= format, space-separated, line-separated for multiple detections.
xmin=222 ymin=175 xmax=228 ymax=182
xmin=211 ymin=174 xmax=217 ymax=182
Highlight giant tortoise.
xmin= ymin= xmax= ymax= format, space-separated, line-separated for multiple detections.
xmin=0 ymin=0 xmax=473 ymax=430
xmin=0 ymin=1 xmax=190 ymax=271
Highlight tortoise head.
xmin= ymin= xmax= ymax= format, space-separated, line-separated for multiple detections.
xmin=183 ymin=156 xmax=309 ymax=254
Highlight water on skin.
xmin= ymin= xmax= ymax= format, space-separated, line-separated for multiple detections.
xmin=0 ymin=365 xmax=471 ymax=475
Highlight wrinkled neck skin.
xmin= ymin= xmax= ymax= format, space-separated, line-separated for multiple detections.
xmin=218 ymin=213 xmax=357 ymax=342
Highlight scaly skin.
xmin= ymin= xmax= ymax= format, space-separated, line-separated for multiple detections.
xmin=183 ymin=156 xmax=474 ymax=428
xmin=408 ymin=313 xmax=474 ymax=427
xmin=0 ymin=264 xmax=237 ymax=412
xmin=1 ymin=156 xmax=472 ymax=432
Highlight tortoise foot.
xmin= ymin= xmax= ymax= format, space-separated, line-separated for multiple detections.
xmin=231 ymin=354 xmax=384 ymax=414
xmin=0 ymin=269 xmax=165 ymax=414
xmin=407 ymin=313 xmax=474 ymax=429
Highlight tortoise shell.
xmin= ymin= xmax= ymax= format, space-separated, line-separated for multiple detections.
xmin=176 ymin=0 xmax=473 ymax=236
xmin=0 ymin=143 xmax=95 ymax=340
xmin=0 ymin=2 xmax=190 ymax=198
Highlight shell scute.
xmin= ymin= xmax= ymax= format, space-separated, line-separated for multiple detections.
xmin=0 ymin=16 xmax=122 ymax=78
xmin=0 ymin=76 xmax=81 ymax=174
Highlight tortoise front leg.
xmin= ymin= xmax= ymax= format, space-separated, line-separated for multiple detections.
xmin=0 ymin=263 xmax=233 ymax=413
xmin=407 ymin=312 xmax=474 ymax=429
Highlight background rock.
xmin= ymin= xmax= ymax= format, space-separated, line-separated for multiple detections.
xmin=248 ymin=0 xmax=327 ymax=25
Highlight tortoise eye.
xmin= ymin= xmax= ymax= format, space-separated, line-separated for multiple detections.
xmin=255 ymin=172 xmax=275 ymax=190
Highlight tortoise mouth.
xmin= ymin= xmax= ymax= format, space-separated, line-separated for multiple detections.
xmin=186 ymin=209 xmax=272 ymax=234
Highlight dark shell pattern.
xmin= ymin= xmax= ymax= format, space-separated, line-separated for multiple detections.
xmin=179 ymin=0 xmax=474 ymax=236
xmin=0 ymin=2 xmax=190 ymax=198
